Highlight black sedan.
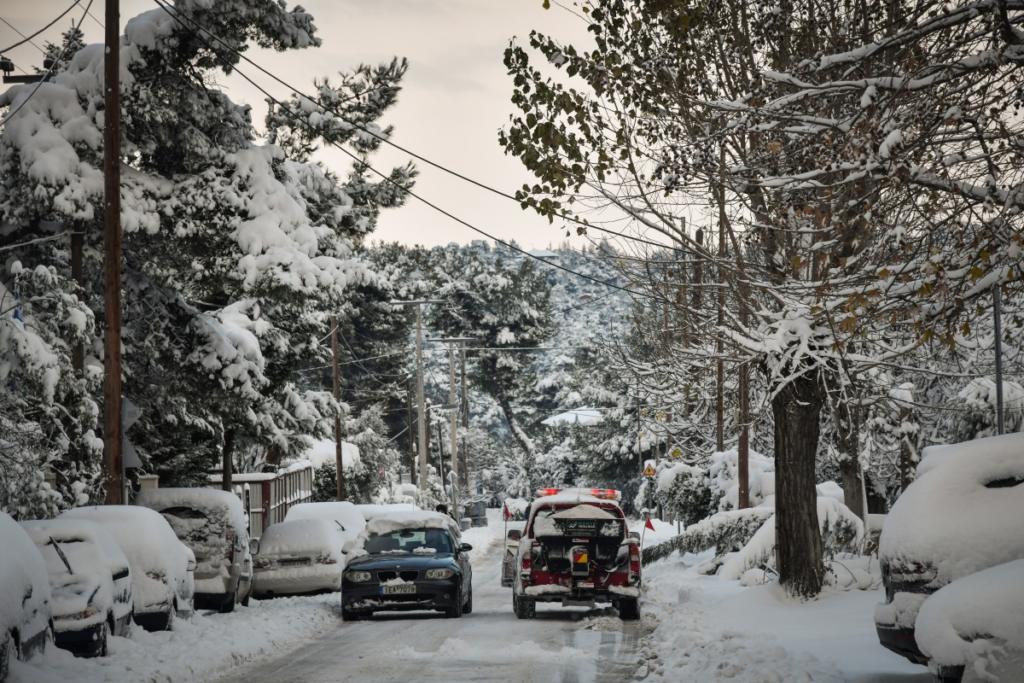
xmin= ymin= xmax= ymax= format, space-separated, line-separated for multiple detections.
xmin=341 ymin=524 xmax=473 ymax=620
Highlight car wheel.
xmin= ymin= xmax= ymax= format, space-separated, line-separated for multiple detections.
xmin=95 ymin=619 xmax=111 ymax=658
xmin=513 ymin=593 xmax=535 ymax=619
xmin=219 ymin=592 xmax=236 ymax=614
xmin=445 ymin=590 xmax=464 ymax=619
xmin=341 ymin=608 xmax=362 ymax=622
xmin=164 ymin=602 xmax=176 ymax=632
xmin=617 ymin=597 xmax=640 ymax=621
xmin=464 ymin=587 xmax=473 ymax=614
xmin=0 ymin=631 xmax=16 ymax=681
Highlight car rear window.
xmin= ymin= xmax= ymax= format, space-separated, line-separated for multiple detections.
xmin=364 ymin=528 xmax=453 ymax=554
xmin=160 ymin=506 xmax=208 ymax=520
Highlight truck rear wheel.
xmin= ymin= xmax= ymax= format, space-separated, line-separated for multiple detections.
xmin=617 ymin=597 xmax=640 ymax=621
xmin=513 ymin=594 xmax=535 ymax=619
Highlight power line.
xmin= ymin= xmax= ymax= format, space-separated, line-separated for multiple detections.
xmin=0 ymin=0 xmax=93 ymax=126
xmin=0 ymin=0 xmax=80 ymax=54
xmin=147 ymin=0 xmax=692 ymax=259
xmin=150 ymin=0 xmax=674 ymax=307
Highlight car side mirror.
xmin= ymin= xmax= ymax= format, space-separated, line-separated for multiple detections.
xmin=459 ymin=543 xmax=473 ymax=553
xmin=186 ymin=558 xmax=197 ymax=572
xmin=507 ymin=529 xmax=521 ymax=542
xmin=249 ymin=538 xmax=260 ymax=556
xmin=628 ymin=531 xmax=640 ymax=541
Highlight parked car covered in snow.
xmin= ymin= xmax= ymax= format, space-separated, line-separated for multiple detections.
xmin=341 ymin=510 xmax=473 ymax=620
xmin=0 ymin=511 xmax=51 ymax=681
xmin=251 ymin=518 xmax=344 ymax=598
xmin=874 ymin=433 xmax=1024 ymax=672
xmin=508 ymin=488 xmax=641 ymax=620
xmin=915 ymin=558 xmax=1024 ymax=683
xmin=63 ymin=506 xmax=195 ymax=631
xmin=20 ymin=519 xmax=132 ymax=657
xmin=284 ymin=501 xmax=366 ymax=549
xmin=138 ymin=488 xmax=253 ymax=612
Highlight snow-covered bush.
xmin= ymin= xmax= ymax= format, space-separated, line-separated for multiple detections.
xmin=654 ymin=461 xmax=712 ymax=526
xmin=955 ymin=377 xmax=1024 ymax=442
xmin=717 ymin=497 xmax=864 ymax=581
xmin=709 ymin=448 xmax=775 ymax=511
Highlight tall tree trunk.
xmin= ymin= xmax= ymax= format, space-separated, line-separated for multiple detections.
xmin=837 ymin=401 xmax=866 ymax=521
xmin=773 ymin=373 xmax=825 ymax=598
xmin=221 ymin=428 xmax=235 ymax=492
xmin=496 ymin=393 xmax=534 ymax=477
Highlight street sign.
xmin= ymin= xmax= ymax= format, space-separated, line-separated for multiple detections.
xmin=643 ymin=463 xmax=656 ymax=478
xmin=669 ymin=446 xmax=683 ymax=460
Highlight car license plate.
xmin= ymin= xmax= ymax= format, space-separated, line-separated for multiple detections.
xmin=381 ymin=584 xmax=416 ymax=595
xmin=577 ymin=581 xmax=594 ymax=589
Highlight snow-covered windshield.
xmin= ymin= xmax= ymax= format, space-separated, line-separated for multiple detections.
xmin=363 ymin=528 xmax=453 ymax=555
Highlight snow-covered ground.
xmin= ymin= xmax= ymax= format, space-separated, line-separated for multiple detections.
xmin=10 ymin=508 xmax=943 ymax=683
xmin=638 ymin=551 xmax=933 ymax=683
xmin=9 ymin=594 xmax=340 ymax=683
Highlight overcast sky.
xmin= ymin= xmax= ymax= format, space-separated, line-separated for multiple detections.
xmin=2 ymin=0 xmax=591 ymax=248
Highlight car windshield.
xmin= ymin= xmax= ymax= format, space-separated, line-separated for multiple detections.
xmin=364 ymin=528 xmax=453 ymax=555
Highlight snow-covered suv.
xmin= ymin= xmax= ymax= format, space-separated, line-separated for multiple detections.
xmin=509 ymin=488 xmax=641 ymax=620
xmin=874 ymin=433 xmax=1024 ymax=680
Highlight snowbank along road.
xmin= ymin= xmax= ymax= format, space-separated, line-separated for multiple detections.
xmin=216 ymin=537 xmax=644 ymax=683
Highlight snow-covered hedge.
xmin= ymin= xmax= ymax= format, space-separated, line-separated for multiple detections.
xmin=642 ymin=496 xmax=864 ymax=580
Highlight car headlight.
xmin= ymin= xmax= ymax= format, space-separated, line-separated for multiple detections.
xmin=65 ymin=606 xmax=100 ymax=621
xmin=344 ymin=570 xmax=372 ymax=582
xmin=425 ymin=568 xmax=455 ymax=580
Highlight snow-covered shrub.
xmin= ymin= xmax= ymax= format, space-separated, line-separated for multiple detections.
xmin=955 ymin=377 xmax=1024 ymax=441
xmin=655 ymin=461 xmax=712 ymax=526
xmin=709 ymin=448 xmax=775 ymax=511
xmin=642 ymin=506 xmax=774 ymax=565
xmin=717 ymin=497 xmax=864 ymax=581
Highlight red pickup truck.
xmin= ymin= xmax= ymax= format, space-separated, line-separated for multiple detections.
xmin=502 ymin=488 xmax=641 ymax=620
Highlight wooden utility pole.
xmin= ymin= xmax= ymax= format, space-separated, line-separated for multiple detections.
xmin=71 ymin=229 xmax=84 ymax=373
xmin=389 ymin=299 xmax=443 ymax=492
xmin=331 ymin=316 xmax=346 ymax=500
xmin=102 ymin=0 xmax=124 ymax=504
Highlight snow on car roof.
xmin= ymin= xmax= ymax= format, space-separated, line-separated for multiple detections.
xmin=354 ymin=503 xmax=420 ymax=521
xmin=0 ymin=511 xmax=51 ymax=633
xmin=137 ymin=487 xmax=248 ymax=536
xmin=62 ymin=505 xmax=188 ymax=574
xmin=915 ymin=558 xmax=1024 ymax=670
xmin=550 ymin=503 xmax=618 ymax=520
xmin=285 ymin=502 xmax=366 ymax=539
xmin=364 ymin=510 xmax=459 ymax=536
xmin=20 ymin=518 xmax=130 ymax=575
xmin=917 ymin=431 xmax=1024 ymax=477
xmin=880 ymin=433 xmax=1024 ymax=582
xmin=259 ymin=518 xmax=342 ymax=557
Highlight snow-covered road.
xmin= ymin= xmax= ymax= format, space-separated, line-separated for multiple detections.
xmin=214 ymin=540 xmax=642 ymax=683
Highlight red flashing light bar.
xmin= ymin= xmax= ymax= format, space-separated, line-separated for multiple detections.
xmin=534 ymin=487 xmax=621 ymax=501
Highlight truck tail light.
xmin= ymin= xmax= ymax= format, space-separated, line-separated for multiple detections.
xmin=520 ymin=540 xmax=534 ymax=581
xmin=226 ymin=529 xmax=236 ymax=563
xmin=628 ymin=542 xmax=641 ymax=582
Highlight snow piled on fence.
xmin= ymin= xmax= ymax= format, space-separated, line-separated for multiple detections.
xmin=9 ymin=594 xmax=339 ymax=683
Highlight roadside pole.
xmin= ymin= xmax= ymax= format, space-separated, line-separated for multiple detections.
xmin=994 ymin=284 xmax=1005 ymax=435
xmin=429 ymin=337 xmax=475 ymax=521
xmin=390 ymin=300 xmax=444 ymax=493
xmin=102 ymin=0 xmax=124 ymax=504
xmin=331 ymin=315 xmax=346 ymax=499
